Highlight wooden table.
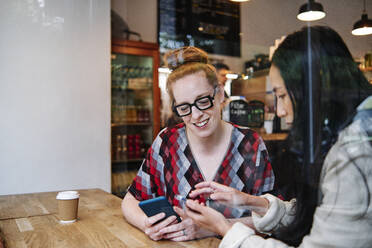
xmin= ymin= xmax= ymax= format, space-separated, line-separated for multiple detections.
xmin=250 ymin=128 xmax=288 ymax=141
xmin=0 ymin=189 xmax=220 ymax=248
xmin=259 ymin=132 xmax=288 ymax=141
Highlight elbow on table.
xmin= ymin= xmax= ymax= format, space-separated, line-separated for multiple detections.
xmin=121 ymin=192 xmax=133 ymax=218
xmin=121 ymin=192 xmax=147 ymax=231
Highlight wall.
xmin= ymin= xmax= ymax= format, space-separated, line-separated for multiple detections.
xmin=112 ymin=0 xmax=371 ymax=73
xmin=0 ymin=0 xmax=111 ymax=195
xmin=111 ymin=0 xmax=157 ymax=43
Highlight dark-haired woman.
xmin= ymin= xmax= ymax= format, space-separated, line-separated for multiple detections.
xmin=121 ymin=47 xmax=274 ymax=241
xmin=184 ymin=26 xmax=372 ymax=247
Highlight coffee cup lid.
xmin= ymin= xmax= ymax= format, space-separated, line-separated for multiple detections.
xmin=56 ymin=191 xmax=80 ymax=200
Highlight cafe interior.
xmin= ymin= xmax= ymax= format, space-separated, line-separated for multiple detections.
xmin=1 ymin=0 xmax=371 ymax=247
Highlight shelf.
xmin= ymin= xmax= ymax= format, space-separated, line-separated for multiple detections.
xmin=112 ymin=86 xmax=152 ymax=91
xmin=252 ymin=127 xmax=288 ymax=141
xmin=260 ymin=132 xmax=288 ymax=141
xmin=361 ymin=67 xmax=372 ymax=72
xmin=112 ymin=122 xmax=152 ymax=127
xmin=112 ymin=158 xmax=144 ymax=164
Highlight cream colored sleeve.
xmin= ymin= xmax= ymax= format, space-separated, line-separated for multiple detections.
xmin=252 ymin=194 xmax=296 ymax=234
xmin=219 ymin=194 xmax=296 ymax=248
xmin=219 ymin=222 xmax=291 ymax=248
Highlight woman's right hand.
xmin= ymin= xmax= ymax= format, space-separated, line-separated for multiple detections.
xmin=189 ymin=181 xmax=269 ymax=216
xmin=189 ymin=181 xmax=249 ymax=206
xmin=184 ymin=199 xmax=233 ymax=236
xmin=143 ymin=213 xmax=178 ymax=241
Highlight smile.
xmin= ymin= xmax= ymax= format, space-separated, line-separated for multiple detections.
xmin=194 ymin=119 xmax=209 ymax=127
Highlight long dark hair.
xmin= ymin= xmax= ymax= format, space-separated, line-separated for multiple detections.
xmin=271 ymin=25 xmax=372 ymax=246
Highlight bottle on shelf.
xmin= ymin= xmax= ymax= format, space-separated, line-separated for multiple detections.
xmin=114 ymin=135 xmax=122 ymax=161
xmin=120 ymin=105 xmax=127 ymax=123
xmin=112 ymin=105 xmax=119 ymax=124
xmin=128 ymin=145 xmax=134 ymax=159
xmin=137 ymin=106 xmax=145 ymax=122
xmin=121 ymin=65 xmax=128 ymax=90
xmin=127 ymin=134 xmax=134 ymax=159
xmin=134 ymin=134 xmax=142 ymax=158
xmin=126 ymin=106 xmax=132 ymax=122
xmin=121 ymin=135 xmax=128 ymax=160
xmin=116 ymin=135 xmax=121 ymax=147
xmin=128 ymin=65 xmax=135 ymax=78
xmin=144 ymin=108 xmax=150 ymax=122
xmin=115 ymin=146 xmax=122 ymax=161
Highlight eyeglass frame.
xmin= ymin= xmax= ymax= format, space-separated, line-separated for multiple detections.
xmin=172 ymin=86 xmax=218 ymax=117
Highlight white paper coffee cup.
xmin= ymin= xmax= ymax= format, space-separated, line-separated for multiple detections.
xmin=56 ymin=191 xmax=80 ymax=223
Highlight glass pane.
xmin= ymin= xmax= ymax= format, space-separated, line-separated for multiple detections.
xmin=113 ymin=1 xmax=372 ymax=241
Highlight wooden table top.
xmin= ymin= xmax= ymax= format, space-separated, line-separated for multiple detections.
xmin=0 ymin=189 xmax=220 ymax=248
xmin=259 ymin=132 xmax=288 ymax=141
xmin=250 ymin=128 xmax=288 ymax=141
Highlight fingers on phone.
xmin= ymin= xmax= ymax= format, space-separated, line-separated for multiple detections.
xmin=162 ymin=229 xmax=184 ymax=239
xmin=158 ymin=220 xmax=184 ymax=238
xmin=194 ymin=181 xmax=224 ymax=191
xmin=173 ymin=206 xmax=185 ymax=217
xmin=160 ymin=215 xmax=177 ymax=227
xmin=170 ymin=235 xmax=189 ymax=242
xmin=195 ymin=181 xmax=211 ymax=188
xmin=147 ymin=231 xmax=163 ymax=241
xmin=210 ymin=191 xmax=230 ymax=201
xmin=145 ymin=214 xmax=177 ymax=239
xmin=185 ymin=199 xmax=202 ymax=213
xmin=209 ymin=181 xmax=231 ymax=192
xmin=147 ymin=212 xmax=165 ymax=226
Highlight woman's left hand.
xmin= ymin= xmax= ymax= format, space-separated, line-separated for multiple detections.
xmin=158 ymin=206 xmax=201 ymax=241
xmin=184 ymin=199 xmax=232 ymax=237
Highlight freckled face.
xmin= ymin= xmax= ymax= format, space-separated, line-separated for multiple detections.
xmin=172 ymin=71 xmax=223 ymax=138
xmin=269 ymin=65 xmax=294 ymax=126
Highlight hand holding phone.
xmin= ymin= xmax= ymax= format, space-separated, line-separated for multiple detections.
xmin=139 ymin=196 xmax=181 ymax=224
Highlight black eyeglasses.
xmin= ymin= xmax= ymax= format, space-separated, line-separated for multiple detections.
xmin=173 ymin=87 xmax=217 ymax=117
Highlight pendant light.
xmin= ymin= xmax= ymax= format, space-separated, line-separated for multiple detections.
xmin=352 ymin=0 xmax=372 ymax=36
xmin=297 ymin=0 xmax=326 ymax=22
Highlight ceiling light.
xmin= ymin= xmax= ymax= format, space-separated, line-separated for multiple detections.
xmin=297 ymin=0 xmax=326 ymax=22
xmin=352 ymin=0 xmax=372 ymax=36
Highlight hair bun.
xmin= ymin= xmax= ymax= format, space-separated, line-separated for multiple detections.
xmin=164 ymin=46 xmax=209 ymax=70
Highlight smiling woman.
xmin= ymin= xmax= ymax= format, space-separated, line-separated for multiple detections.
xmin=121 ymin=46 xmax=274 ymax=242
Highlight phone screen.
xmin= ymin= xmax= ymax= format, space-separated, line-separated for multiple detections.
xmin=138 ymin=196 xmax=181 ymax=223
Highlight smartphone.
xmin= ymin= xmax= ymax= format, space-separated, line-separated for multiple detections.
xmin=138 ymin=196 xmax=181 ymax=223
